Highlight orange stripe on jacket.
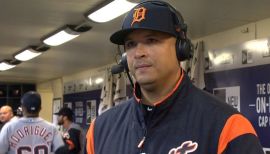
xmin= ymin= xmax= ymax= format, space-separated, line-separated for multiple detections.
xmin=134 ymin=69 xmax=184 ymax=105
xmin=154 ymin=69 xmax=184 ymax=106
xmin=217 ymin=114 xmax=257 ymax=154
xmin=66 ymin=139 xmax=75 ymax=150
xmin=86 ymin=119 xmax=95 ymax=154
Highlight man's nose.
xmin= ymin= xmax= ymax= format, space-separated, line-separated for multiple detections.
xmin=134 ymin=43 xmax=147 ymax=58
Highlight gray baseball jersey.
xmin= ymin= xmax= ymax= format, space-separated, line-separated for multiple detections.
xmin=0 ymin=117 xmax=64 ymax=154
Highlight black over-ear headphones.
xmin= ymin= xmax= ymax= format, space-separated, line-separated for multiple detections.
xmin=112 ymin=0 xmax=193 ymax=76
xmin=146 ymin=0 xmax=193 ymax=61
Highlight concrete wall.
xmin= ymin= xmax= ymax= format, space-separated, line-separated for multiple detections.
xmin=194 ymin=17 xmax=270 ymax=52
xmin=36 ymin=81 xmax=53 ymax=121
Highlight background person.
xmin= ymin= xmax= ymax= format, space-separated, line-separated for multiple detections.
xmin=0 ymin=105 xmax=17 ymax=132
xmin=55 ymin=107 xmax=83 ymax=154
xmin=0 ymin=91 xmax=66 ymax=154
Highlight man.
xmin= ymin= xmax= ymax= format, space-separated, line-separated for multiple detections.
xmin=0 ymin=91 xmax=66 ymax=154
xmin=0 ymin=105 xmax=17 ymax=131
xmin=55 ymin=107 xmax=83 ymax=154
xmin=86 ymin=1 xmax=264 ymax=154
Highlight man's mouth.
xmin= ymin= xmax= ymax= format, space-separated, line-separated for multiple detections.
xmin=135 ymin=63 xmax=151 ymax=70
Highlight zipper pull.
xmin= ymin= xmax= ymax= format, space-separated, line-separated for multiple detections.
xmin=137 ymin=136 xmax=146 ymax=148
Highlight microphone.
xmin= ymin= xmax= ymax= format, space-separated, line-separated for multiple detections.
xmin=111 ymin=64 xmax=125 ymax=74
xmin=110 ymin=53 xmax=134 ymax=88
xmin=111 ymin=53 xmax=128 ymax=74
xmin=111 ymin=63 xmax=134 ymax=89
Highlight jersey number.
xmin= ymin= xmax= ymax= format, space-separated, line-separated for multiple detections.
xmin=18 ymin=145 xmax=48 ymax=154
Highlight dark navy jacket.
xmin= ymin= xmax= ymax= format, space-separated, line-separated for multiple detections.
xmin=86 ymin=72 xmax=264 ymax=154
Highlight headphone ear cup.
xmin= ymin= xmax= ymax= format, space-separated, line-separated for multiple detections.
xmin=176 ymin=38 xmax=193 ymax=61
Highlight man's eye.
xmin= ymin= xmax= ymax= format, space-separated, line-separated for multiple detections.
xmin=124 ymin=41 xmax=136 ymax=49
xmin=146 ymin=38 xmax=158 ymax=44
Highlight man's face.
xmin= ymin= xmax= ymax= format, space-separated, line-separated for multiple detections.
xmin=57 ymin=115 xmax=64 ymax=125
xmin=124 ymin=30 xmax=179 ymax=89
xmin=0 ymin=106 xmax=13 ymax=123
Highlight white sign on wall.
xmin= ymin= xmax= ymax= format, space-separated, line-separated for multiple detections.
xmin=213 ymin=86 xmax=241 ymax=112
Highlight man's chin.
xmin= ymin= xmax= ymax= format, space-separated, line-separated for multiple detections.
xmin=137 ymin=78 xmax=156 ymax=87
xmin=136 ymin=77 xmax=152 ymax=84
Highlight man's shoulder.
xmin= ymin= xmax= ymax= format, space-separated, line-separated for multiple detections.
xmin=182 ymin=86 xmax=240 ymax=128
xmin=188 ymin=86 xmax=237 ymax=112
xmin=0 ymin=118 xmax=25 ymax=134
xmin=70 ymin=123 xmax=82 ymax=131
xmin=10 ymin=116 xmax=19 ymax=121
xmin=2 ymin=117 xmax=20 ymax=128
xmin=17 ymin=117 xmax=58 ymax=131
xmin=100 ymin=98 xmax=133 ymax=116
xmin=94 ymin=98 xmax=134 ymax=127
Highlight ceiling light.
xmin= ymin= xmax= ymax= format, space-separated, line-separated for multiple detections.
xmin=87 ymin=0 xmax=137 ymax=23
xmin=0 ymin=60 xmax=18 ymax=71
xmin=14 ymin=46 xmax=50 ymax=61
xmin=95 ymin=78 xmax=104 ymax=84
xmin=15 ymin=49 xmax=41 ymax=61
xmin=42 ymin=25 xmax=91 ymax=46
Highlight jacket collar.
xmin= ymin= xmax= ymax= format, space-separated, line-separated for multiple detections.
xmin=133 ymin=68 xmax=184 ymax=106
xmin=131 ymin=69 xmax=191 ymax=128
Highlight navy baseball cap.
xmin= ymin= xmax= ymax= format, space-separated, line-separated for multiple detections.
xmin=54 ymin=107 xmax=73 ymax=117
xmin=110 ymin=1 xmax=184 ymax=45
xmin=21 ymin=91 xmax=41 ymax=112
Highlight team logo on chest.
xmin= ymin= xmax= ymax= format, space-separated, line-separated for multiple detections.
xmin=131 ymin=7 xmax=147 ymax=26
xmin=168 ymin=141 xmax=198 ymax=154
